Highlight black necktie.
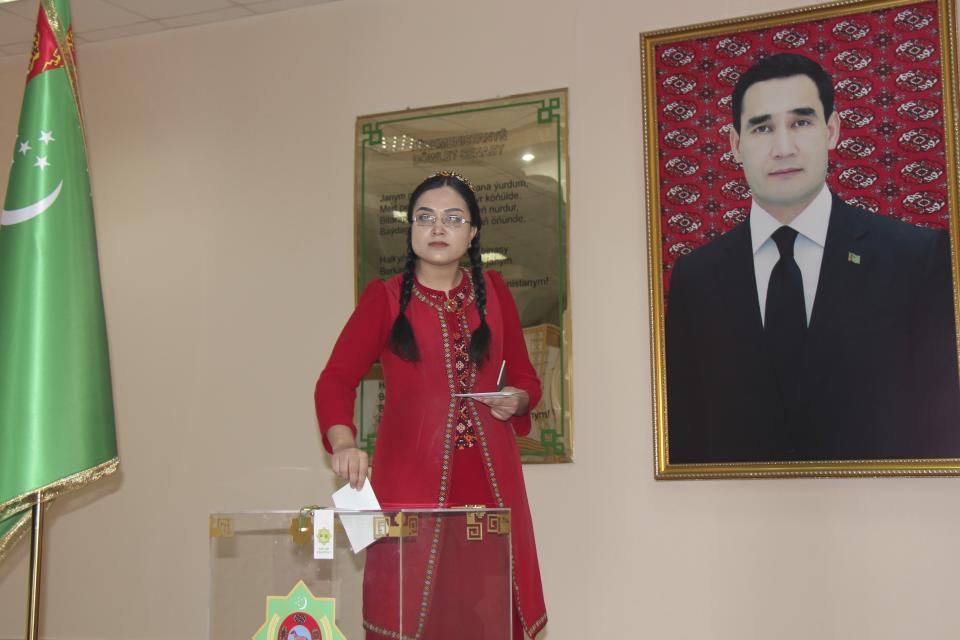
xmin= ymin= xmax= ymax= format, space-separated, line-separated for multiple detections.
xmin=765 ymin=226 xmax=806 ymax=402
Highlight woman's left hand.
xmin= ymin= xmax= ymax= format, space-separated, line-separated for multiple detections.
xmin=474 ymin=386 xmax=529 ymax=421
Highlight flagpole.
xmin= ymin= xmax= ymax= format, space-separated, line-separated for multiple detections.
xmin=26 ymin=491 xmax=45 ymax=640
xmin=2 ymin=1 xmax=118 ymax=623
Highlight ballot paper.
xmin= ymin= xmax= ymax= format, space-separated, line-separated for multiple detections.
xmin=332 ymin=480 xmax=381 ymax=554
xmin=453 ymin=360 xmax=514 ymax=398
xmin=452 ymin=390 xmax=518 ymax=398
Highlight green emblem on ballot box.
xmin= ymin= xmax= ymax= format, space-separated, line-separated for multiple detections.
xmin=315 ymin=526 xmax=332 ymax=545
xmin=253 ymin=580 xmax=347 ymax=640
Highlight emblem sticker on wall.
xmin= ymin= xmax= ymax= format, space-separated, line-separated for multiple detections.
xmin=252 ymin=580 xmax=346 ymax=640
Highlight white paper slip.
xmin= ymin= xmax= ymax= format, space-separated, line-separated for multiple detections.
xmin=332 ymin=480 xmax=381 ymax=554
xmin=312 ymin=508 xmax=335 ymax=560
xmin=452 ymin=390 xmax=518 ymax=398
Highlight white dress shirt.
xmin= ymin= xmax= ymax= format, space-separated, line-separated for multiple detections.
xmin=750 ymin=184 xmax=832 ymax=326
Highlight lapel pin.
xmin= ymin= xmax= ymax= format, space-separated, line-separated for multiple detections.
xmin=847 ymin=252 xmax=861 ymax=265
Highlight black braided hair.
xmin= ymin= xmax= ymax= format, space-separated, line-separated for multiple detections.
xmin=387 ymin=229 xmax=420 ymax=361
xmin=387 ymin=171 xmax=488 ymax=364
xmin=467 ymin=237 xmax=491 ymax=364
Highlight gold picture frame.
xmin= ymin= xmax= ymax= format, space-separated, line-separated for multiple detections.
xmin=641 ymin=0 xmax=960 ymax=478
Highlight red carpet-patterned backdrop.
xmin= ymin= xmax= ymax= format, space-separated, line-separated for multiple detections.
xmin=654 ymin=1 xmax=951 ymax=296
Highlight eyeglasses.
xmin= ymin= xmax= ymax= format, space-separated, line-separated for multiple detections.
xmin=414 ymin=213 xmax=471 ymax=227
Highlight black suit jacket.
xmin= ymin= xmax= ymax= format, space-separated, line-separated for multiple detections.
xmin=666 ymin=194 xmax=960 ymax=463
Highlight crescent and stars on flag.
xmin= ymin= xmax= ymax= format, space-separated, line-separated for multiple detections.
xmin=2 ymin=129 xmax=63 ymax=226
xmin=1 ymin=1 xmax=76 ymax=228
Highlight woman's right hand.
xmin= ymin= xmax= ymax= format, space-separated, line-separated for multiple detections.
xmin=328 ymin=425 xmax=369 ymax=490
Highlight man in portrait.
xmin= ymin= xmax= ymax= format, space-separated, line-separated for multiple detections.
xmin=666 ymin=53 xmax=960 ymax=464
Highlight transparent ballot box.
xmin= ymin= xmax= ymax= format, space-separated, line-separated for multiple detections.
xmin=209 ymin=508 xmax=513 ymax=639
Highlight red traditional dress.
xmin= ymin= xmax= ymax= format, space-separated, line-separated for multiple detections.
xmin=315 ymin=268 xmax=547 ymax=639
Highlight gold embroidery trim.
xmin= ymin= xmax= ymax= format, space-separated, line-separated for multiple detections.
xmin=0 ymin=511 xmax=31 ymax=565
xmin=41 ymin=0 xmax=82 ymax=120
xmin=0 ymin=457 xmax=119 ymax=522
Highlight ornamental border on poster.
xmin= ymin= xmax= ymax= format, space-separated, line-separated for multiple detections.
xmin=640 ymin=0 xmax=960 ymax=479
xmin=353 ymin=89 xmax=574 ymax=464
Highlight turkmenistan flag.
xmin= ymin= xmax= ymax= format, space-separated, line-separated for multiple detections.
xmin=0 ymin=0 xmax=117 ymax=564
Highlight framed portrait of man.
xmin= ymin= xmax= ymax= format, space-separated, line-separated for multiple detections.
xmin=641 ymin=0 xmax=960 ymax=478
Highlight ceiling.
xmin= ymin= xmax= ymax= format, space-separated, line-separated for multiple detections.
xmin=0 ymin=0 xmax=338 ymax=58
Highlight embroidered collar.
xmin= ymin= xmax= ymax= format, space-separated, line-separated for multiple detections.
xmin=413 ymin=267 xmax=475 ymax=311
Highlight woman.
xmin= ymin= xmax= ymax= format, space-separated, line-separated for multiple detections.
xmin=315 ymin=171 xmax=547 ymax=639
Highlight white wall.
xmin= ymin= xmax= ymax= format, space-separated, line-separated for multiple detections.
xmin=1 ymin=0 xmax=959 ymax=637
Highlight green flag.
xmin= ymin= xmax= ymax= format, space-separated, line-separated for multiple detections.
xmin=0 ymin=0 xmax=118 ymax=563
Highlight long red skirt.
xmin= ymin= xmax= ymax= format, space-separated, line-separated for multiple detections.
xmin=363 ymin=446 xmax=523 ymax=639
